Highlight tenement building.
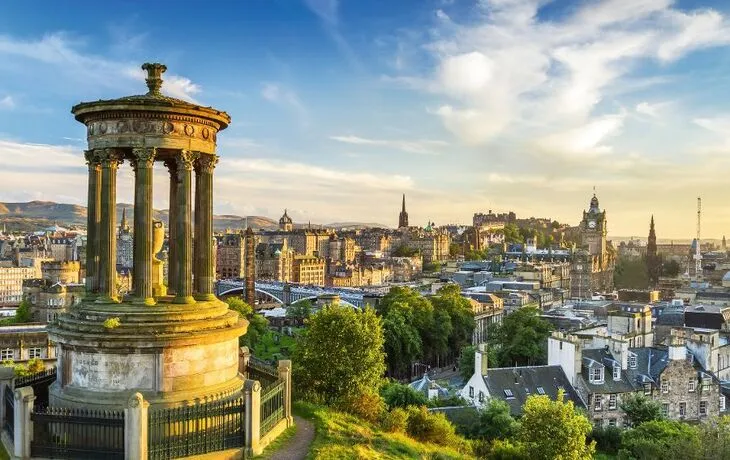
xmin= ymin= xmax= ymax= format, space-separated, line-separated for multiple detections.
xmin=570 ymin=193 xmax=616 ymax=298
xmin=215 ymin=231 xmax=248 ymax=279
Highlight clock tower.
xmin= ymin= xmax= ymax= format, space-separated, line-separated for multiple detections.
xmin=580 ymin=193 xmax=607 ymax=258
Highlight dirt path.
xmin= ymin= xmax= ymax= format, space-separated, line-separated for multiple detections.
xmin=269 ymin=416 xmax=315 ymax=460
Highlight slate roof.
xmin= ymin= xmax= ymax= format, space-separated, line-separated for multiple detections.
xmin=581 ymin=349 xmax=636 ymax=394
xmin=409 ymin=373 xmax=449 ymax=399
xmin=483 ymin=365 xmax=585 ymax=416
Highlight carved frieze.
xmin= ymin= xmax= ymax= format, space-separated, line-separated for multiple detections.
xmin=85 ymin=117 xmax=219 ymax=148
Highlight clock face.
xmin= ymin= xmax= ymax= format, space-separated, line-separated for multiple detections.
xmin=576 ymin=264 xmax=583 ymax=271
xmin=588 ymin=220 xmax=596 ymax=229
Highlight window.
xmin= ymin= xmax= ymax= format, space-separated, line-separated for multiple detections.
xmin=608 ymin=418 xmax=617 ymax=427
xmin=0 ymin=349 xmax=12 ymax=360
xmin=661 ymin=403 xmax=669 ymax=417
xmin=721 ymin=396 xmax=726 ymax=412
xmin=594 ymin=395 xmax=602 ymax=411
xmin=504 ymin=389 xmax=514 ymax=398
xmin=661 ymin=380 xmax=669 ymax=394
xmin=644 ymin=383 xmax=652 ymax=395
xmin=702 ymin=378 xmax=710 ymax=393
xmin=478 ymin=391 xmax=484 ymax=403
xmin=609 ymin=394 xmax=617 ymax=410
xmin=559 ymin=341 xmax=563 ymax=350
xmin=679 ymin=402 xmax=687 ymax=418
xmin=689 ymin=378 xmax=696 ymax=393
xmin=613 ymin=365 xmax=621 ymax=381
xmin=629 ymin=354 xmax=637 ymax=369
xmin=700 ymin=401 xmax=708 ymax=416
xmin=28 ymin=348 xmax=41 ymax=359
xmin=591 ymin=367 xmax=603 ymax=383
xmin=469 ymin=386 xmax=474 ymax=398
xmin=537 ymin=387 xmax=545 ymax=395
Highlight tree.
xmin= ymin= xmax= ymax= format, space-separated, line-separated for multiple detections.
xmin=614 ymin=257 xmax=649 ymax=289
xmin=382 ymin=306 xmax=422 ymax=377
xmin=619 ymin=393 xmax=663 ymax=427
xmin=292 ymin=304 xmax=385 ymax=404
xmin=661 ymin=259 xmax=681 ymax=277
xmin=286 ymin=299 xmax=313 ymax=319
xmin=15 ymin=299 xmax=32 ymax=323
xmin=698 ymin=416 xmax=730 ymax=460
xmin=618 ymin=420 xmax=701 ymax=460
xmin=226 ymin=298 xmax=269 ymax=349
xmin=380 ymin=381 xmax=427 ymax=409
xmin=473 ymin=399 xmax=518 ymax=441
xmin=518 ymin=391 xmax=595 ymax=460
xmin=430 ymin=285 xmax=475 ymax=357
xmin=459 ymin=345 xmax=476 ymax=381
xmin=488 ymin=307 xmax=552 ymax=366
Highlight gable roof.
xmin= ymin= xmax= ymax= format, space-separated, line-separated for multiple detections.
xmin=483 ymin=365 xmax=585 ymax=416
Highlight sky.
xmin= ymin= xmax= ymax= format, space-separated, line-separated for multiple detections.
xmin=2 ymin=0 xmax=730 ymax=238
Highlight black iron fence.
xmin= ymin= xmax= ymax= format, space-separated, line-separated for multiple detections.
xmin=30 ymin=406 xmax=124 ymax=459
xmin=260 ymin=380 xmax=285 ymax=437
xmin=247 ymin=357 xmax=279 ymax=389
xmin=16 ymin=367 xmax=56 ymax=409
xmin=148 ymin=392 xmax=246 ymax=460
xmin=4 ymin=384 xmax=13 ymax=439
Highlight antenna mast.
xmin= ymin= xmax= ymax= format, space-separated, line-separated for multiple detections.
xmin=694 ymin=197 xmax=702 ymax=281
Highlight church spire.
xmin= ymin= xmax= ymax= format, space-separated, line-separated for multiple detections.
xmin=402 ymin=194 xmax=406 ymax=213
xmin=120 ymin=207 xmax=129 ymax=232
xmin=398 ymin=194 xmax=409 ymax=229
xmin=647 ymin=215 xmax=659 ymax=286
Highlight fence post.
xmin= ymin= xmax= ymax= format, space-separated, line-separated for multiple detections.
xmin=0 ymin=367 xmax=14 ymax=429
xmin=124 ymin=392 xmax=149 ymax=460
xmin=244 ymin=379 xmax=261 ymax=456
xmin=14 ymin=386 xmax=34 ymax=459
xmin=277 ymin=360 xmax=293 ymax=427
xmin=239 ymin=346 xmax=250 ymax=376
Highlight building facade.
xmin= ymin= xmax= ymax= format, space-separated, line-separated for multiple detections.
xmin=570 ymin=194 xmax=616 ymax=298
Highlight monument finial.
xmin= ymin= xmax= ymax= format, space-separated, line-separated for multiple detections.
xmin=142 ymin=62 xmax=167 ymax=96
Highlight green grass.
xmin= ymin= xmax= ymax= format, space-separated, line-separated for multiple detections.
xmin=0 ymin=440 xmax=9 ymax=460
xmin=253 ymin=424 xmax=297 ymax=459
xmin=253 ymin=329 xmax=299 ymax=361
xmin=294 ymin=402 xmax=473 ymax=460
xmin=594 ymin=453 xmax=617 ymax=460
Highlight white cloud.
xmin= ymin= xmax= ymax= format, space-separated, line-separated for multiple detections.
xmin=636 ymin=101 xmax=660 ymax=117
xmin=261 ymin=82 xmax=306 ymax=114
xmin=0 ymin=96 xmax=14 ymax=109
xmin=304 ymin=0 xmax=339 ymax=26
xmin=329 ymin=135 xmax=447 ymax=154
xmin=536 ymin=113 xmax=626 ymax=157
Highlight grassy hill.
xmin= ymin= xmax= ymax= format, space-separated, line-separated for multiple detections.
xmin=294 ymin=402 xmax=472 ymax=460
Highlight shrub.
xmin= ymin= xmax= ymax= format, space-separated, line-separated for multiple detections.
xmin=103 ymin=317 xmax=121 ymax=329
xmin=27 ymin=358 xmax=45 ymax=374
xmin=487 ymin=439 xmax=528 ymax=460
xmin=405 ymin=406 xmax=461 ymax=448
xmin=590 ymin=425 xmax=622 ymax=454
xmin=381 ymin=381 xmax=427 ymax=409
xmin=381 ymin=407 xmax=409 ymax=433
xmin=337 ymin=389 xmax=386 ymax=424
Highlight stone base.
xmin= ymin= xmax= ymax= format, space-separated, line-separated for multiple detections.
xmin=48 ymin=296 xmax=248 ymax=410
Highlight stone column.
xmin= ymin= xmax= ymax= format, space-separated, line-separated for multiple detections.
xmin=194 ymin=154 xmax=218 ymax=300
xmin=97 ymin=149 xmax=122 ymax=303
xmin=131 ymin=148 xmax=156 ymax=305
xmin=165 ymin=159 xmax=178 ymax=295
xmin=244 ymin=379 xmax=261 ymax=457
xmin=14 ymin=386 xmax=34 ymax=459
xmin=124 ymin=392 xmax=149 ymax=460
xmin=84 ymin=150 xmax=101 ymax=296
xmin=278 ymin=360 xmax=293 ymax=426
xmin=173 ymin=151 xmax=196 ymax=304
xmin=0 ymin=367 xmax=14 ymax=429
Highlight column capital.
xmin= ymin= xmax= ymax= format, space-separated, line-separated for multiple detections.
xmin=131 ymin=147 xmax=156 ymax=170
xmin=99 ymin=148 xmax=124 ymax=168
xmin=84 ymin=149 xmax=102 ymax=166
xmin=195 ymin=154 xmax=219 ymax=174
xmin=176 ymin=150 xmax=198 ymax=171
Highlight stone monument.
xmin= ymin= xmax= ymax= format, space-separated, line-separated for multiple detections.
xmin=48 ymin=63 xmax=248 ymax=409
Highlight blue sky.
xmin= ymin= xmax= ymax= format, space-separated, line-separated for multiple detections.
xmin=2 ymin=0 xmax=730 ymax=238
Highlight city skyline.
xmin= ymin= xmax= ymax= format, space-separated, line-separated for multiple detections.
xmin=2 ymin=1 xmax=730 ymax=238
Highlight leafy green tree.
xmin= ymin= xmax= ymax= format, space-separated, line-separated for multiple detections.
xmin=661 ymin=259 xmax=681 ymax=277
xmin=619 ymin=393 xmax=663 ymax=427
xmin=474 ymin=399 xmax=518 ymax=441
xmin=698 ymin=416 xmax=730 ymax=460
xmin=286 ymin=299 xmax=313 ymax=319
xmin=380 ymin=381 xmax=427 ymax=409
xmin=27 ymin=358 xmax=45 ymax=374
xmin=431 ymin=285 xmax=475 ymax=356
xmin=423 ymin=261 xmax=442 ymax=273
xmin=226 ymin=298 xmax=269 ymax=349
xmin=292 ymin=304 xmax=386 ymax=405
xmin=618 ymin=420 xmax=701 ymax=460
xmin=459 ymin=345 xmax=476 ymax=381
xmin=377 ymin=287 xmax=439 ymax=364
xmin=487 ymin=439 xmax=528 ymax=460
xmin=488 ymin=307 xmax=552 ymax=366
xmin=614 ymin=256 xmax=650 ymax=289
xmin=392 ymin=245 xmax=420 ymax=257
xmin=518 ymin=391 xmax=595 ymax=460
xmin=15 ymin=299 xmax=32 ymax=323
xmin=382 ymin=306 xmax=422 ymax=376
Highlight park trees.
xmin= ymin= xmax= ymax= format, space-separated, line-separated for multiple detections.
xmin=226 ymin=297 xmax=269 ymax=349
xmin=487 ymin=306 xmax=552 ymax=366
xmin=619 ymin=393 xmax=663 ymax=427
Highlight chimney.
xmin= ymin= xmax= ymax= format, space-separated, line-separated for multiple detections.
xmin=475 ymin=343 xmax=488 ymax=376
xmin=669 ymin=336 xmax=687 ymax=361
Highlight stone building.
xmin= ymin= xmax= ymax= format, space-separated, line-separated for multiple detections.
xmin=398 ymin=194 xmax=409 ymax=229
xmin=279 ymin=209 xmax=293 ymax=232
xmin=470 ymin=295 xmax=504 ymax=345
xmin=390 ymin=256 xmax=423 ymax=282
xmin=23 ymin=279 xmax=84 ymax=323
xmin=0 ymin=266 xmax=36 ymax=306
xmin=0 ymin=324 xmax=56 ymax=363
xmin=215 ymin=231 xmax=247 ymax=279
xmin=256 ymin=241 xmax=293 ymax=282
xmin=41 ymin=260 xmax=80 ymax=284
xmin=292 ymin=255 xmax=326 ymax=285
xmin=116 ymin=207 xmax=133 ymax=269
xmin=290 ymin=228 xmax=331 ymax=257
xmin=570 ymin=194 xmax=616 ymax=298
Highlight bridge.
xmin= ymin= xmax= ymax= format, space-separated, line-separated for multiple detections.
xmin=216 ymin=280 xmax=388 ymax=309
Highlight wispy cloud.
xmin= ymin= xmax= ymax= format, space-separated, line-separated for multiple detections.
xmin=261 ymin=82 xmax=307 ymax=121
xmin=0 ymin=96 xmax=14 ymax=110
xmin=302 ymin=0 xmax=362 ymax=70
xmin=329 ymin=135 xmax=447 ymax=154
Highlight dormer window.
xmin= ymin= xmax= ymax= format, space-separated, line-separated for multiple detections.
xmin=504 ymin=389 xmax=514 ymax=398
xmin=613 ymin=364 xmax=621 ymax=381
xmin=591 ymin=366 xmax=604 ymax=384
xmin=537 ymin=387 xmax=545 ymax=395
xmin=629 ymin=353 xmax=637 ymax=369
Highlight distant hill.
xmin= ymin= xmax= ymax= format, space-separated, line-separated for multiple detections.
xmin=322 ymin=222 xmax=391 ymax=230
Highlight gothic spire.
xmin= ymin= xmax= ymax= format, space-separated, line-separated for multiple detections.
xmin=402 ymin=194 xmax=406 ymax=213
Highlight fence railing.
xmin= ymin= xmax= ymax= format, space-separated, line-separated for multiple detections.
xmin=30 ymin=406 xmax=125 ymax=459
xmin=148 ymin=393 xmax=246 ymax=460
xmin=247 ymin=357 xmax=279 ymax=389
xmin=260 ymin=380 xmax=285 ymax=437
xmin=4 ymin=384 xmax=13 ymax=439
xmin=16 ymin=367 xmax=56 ymax=409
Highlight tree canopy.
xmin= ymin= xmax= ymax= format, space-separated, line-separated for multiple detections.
xmin=292 ymin=304 xmax=385 ymax=404
xmin=618 ymin=420 xmax=701 ymax=460
xmin=226 ymin=297 xmax=269 ymax=349
xmin=487 ymin=306 xmax=552 ymax=367
xmin=619 ymin=393 xmax=663 ymax=427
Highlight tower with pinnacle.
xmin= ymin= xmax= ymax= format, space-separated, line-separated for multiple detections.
xmin=398 ymin=194 xmax=409 ymax=229
xmin=647 ymin=215 xmax=660 ymax=286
